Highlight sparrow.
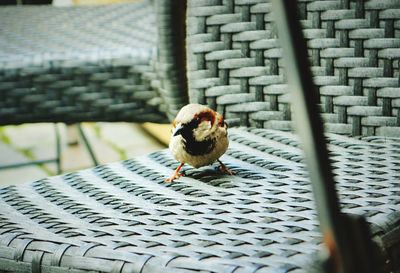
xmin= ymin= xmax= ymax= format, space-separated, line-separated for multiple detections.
xmin=165 ymin=103 xmax=235 ymax=182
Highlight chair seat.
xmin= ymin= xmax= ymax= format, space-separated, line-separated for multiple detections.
xmin=0 ymin=127 xmax=398 ymax=272
xmin=0 ymin=1 xmax=168 ymax=124
xmin=0 ymin=4 xmax=155 ymax=69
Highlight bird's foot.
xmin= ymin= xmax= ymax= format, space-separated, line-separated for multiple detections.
xmin=165 ymin=172 xmax=184 ymax=183
xmin=165 ymin=163 xmax=185 ymax=183
xmin=218 ymin=160 xmax=235 ymax=175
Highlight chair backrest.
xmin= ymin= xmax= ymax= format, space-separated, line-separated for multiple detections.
xmin=186 ymin=0 xmax=400 ymax=137
xmin=0 ymin=1 xmax=188 ymax=125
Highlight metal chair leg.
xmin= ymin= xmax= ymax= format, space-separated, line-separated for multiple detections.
xmin=55 ymin=123 xmax=62 ymax=174
xmin=272 ymin=1 xmax=378 ymax=272
xmin=77 ymin=123 xmax=99 ymax=166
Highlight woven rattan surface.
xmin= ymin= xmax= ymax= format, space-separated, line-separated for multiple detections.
xmin=0 ymin=1 xmax=187 ymax=124
xmin=0 ymin=127 xmax=399 ymax=272
xmin=186 ymin=0 xmax=400 ymax=137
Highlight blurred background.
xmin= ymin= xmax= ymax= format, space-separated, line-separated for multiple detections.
xmin=1 ymin=0 xmax=133 ymax=6
xmin=0 ymin=0 xmax=171 ymax=186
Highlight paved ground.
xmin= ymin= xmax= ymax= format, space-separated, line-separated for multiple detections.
xmin=0 ymin=123 xmax=167 ymax=186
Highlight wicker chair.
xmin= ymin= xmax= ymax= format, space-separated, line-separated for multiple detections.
xmin=0 ymin=0 xmax=399 ymax=272
xmin=0 ymin=0 xmax=187 ymax=170
xmin=0 ymin=0 xmax=188 ymax=123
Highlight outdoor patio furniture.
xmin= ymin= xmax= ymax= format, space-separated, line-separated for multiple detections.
xmin=0 ymin=0 xmax=399 ymax=272
xmin=0 ymin=0 xmax=187 ymax=171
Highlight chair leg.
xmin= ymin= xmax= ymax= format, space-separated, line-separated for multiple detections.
xmin=77 ymin=124 xmax=99 ymax=166
xmin=66 ymin=124 xmax=79 ymax=146
xmin=0 ymin=123 xmax=98 ymax=172
xmin=54 ymin=124 xmax=62 ymax=175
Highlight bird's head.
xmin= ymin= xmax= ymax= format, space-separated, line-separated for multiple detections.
xmin=172 ymin=104 xmax=225 ymax=142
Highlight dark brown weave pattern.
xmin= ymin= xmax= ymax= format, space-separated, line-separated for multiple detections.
xmin=0 ymin=1 xmax=188 ymax=125
xmin=0 ymin=127 xmax=399 ymax=272
xmin=186 ymin=0 xmax=400 ymax=137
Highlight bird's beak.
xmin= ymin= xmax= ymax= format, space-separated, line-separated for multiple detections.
xmin=173 ymin=124 xmax=185 ymax=136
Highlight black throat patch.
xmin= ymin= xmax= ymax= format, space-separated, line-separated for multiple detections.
xmin=181 ymin=131 xmax=215 ymax=156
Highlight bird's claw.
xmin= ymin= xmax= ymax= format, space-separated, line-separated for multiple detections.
xmin=164 ymin=172 xmax=185 ymax=183
xmin=165 ymin=163 xmax=185 ymax=183
xmin=218 ymin=160 xmax=235 ymax=175
xmin=219 ymin=165 xmax=236 ymax=175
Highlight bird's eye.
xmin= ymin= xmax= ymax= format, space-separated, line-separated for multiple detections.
xmin=186 ymin=118 xmax=199 ymax=130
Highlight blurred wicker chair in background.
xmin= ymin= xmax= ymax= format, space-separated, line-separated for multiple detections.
xmin=0 ymin=0 xmax=187 ymax=171
xmin=0 ymin=0 xmax=399 ymax=272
